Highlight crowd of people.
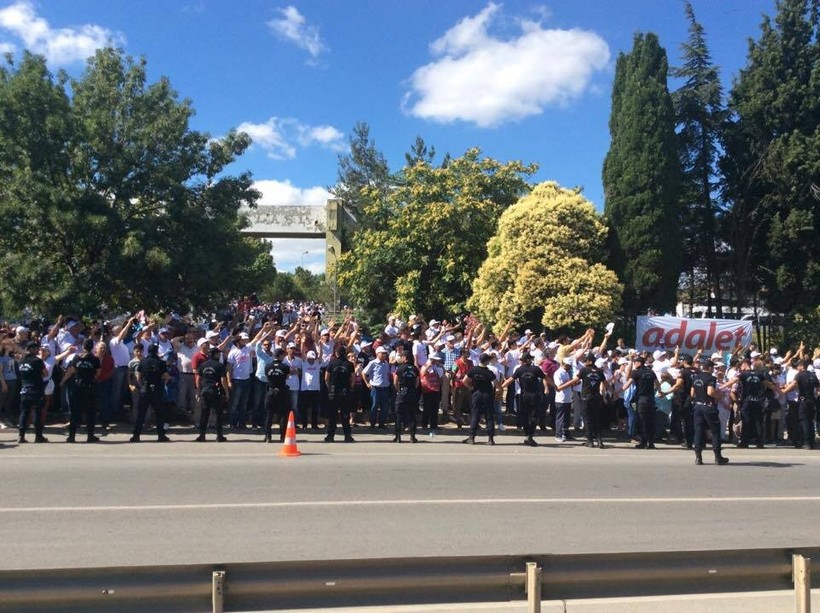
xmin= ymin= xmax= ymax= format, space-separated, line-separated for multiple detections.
xmin=1 ymin=298 xmax=818 ymax=463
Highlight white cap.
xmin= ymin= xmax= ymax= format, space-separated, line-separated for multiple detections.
xmin=375 ymin=346 xmax=388 ymax=354
xmin=430 ymin=353 xmax=443 ymax=361
xmin=429 ymin=319 xmax=439 ymax=325
xmin=238 ymin=332 xmax=250 ymax=340
xmin=562 ymin=357 xmax=574 ymax=365
xmin=196 ymin=338 xmax=208 ymax=347
xmin=605 ymin=322 xmax=615 ymax=334
xmin=275 ymin=330 xmax=286 ymax=337
xmin=617 ymin=358 xmax=628 ymax=365
xmin=750 ymin=351 xmax=761 ymax=358
xmin=711 ymin=352 xmax=722 ymax=361
xmin=205 ymin=331 xmax=219 ymax=340
xmin=15 ymin=326 xmax=29 ymax=334
xmin=445 ymin=335 xmax=455 ymax=342
xmin=769 ymin=348 xmax=778 ymax=355
xmin=547 ymin=341 xmax=559 ymax=349
xmin=287 ymin=342 xmax=296 ymax=348
xmin=595 ymin=358 xmax=607 ymax=369
xmin=525 ymin=329 xmax=533 ymax=335
xmin=652 ymin=350 xmax=663 ymax=360
xmin=320 ymin=328 xmax=329 ymax=335
xmin=306 ymin=350 xmax=317 ymax=359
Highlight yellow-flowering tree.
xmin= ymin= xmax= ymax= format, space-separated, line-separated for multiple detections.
xmin=337 ymin=148 xmax=536 ymax=323
xmin=468 ymin=181 xmax=622 ymax=332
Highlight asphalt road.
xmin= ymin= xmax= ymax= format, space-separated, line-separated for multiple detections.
xmin=0 ymin=425 xmax=817 ymax=570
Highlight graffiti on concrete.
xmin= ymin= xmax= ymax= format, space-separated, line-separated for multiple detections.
xmin=241 ymin=206 xmax=326 ymax=238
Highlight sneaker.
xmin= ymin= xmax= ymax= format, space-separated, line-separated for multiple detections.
xmin=554 ymin=436 xmax=565 ymax=443
xmin=195 ymin=435 xmax=206 ymax=442
xmin=86 ymin=435 xmax=101 ymax=443
xmin=497 ymin=424 xmax=506 ymax=432
xmin=216 ymin=435 xmax=227 ymax=442
xmin=129 ymin=435 xmax=140 ymax=443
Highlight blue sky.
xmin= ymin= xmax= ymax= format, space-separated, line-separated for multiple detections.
xmin=0 ymin=0 xmax=776 ymax=273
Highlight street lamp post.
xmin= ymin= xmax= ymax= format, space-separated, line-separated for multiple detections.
xmin=300 ymin=250 xmax=309 ymax=269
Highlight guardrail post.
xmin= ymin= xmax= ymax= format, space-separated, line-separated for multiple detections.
xmin=793 ymin=554 xmax=811 ymax=613
xmin=526 ymin=562 xmax=541 ymax=613
xmin=212 ymin=570 xmax=225 ymax=613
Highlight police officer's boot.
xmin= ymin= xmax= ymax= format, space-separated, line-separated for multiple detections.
xmin=695 ymin=449 xmax=703 ymax=465
xmin=596 ymin=433 xmax=605 ymax=449
xmin=462 ymin=436 xmax=475 ymax=444
xmin=488 ymin=436 xmax=495 ymax=446
xmin=66 ymin=428 xmax=76 ymax=443
xmin=714 ymin=451 xmax=729 ymax=465
xmin=17 ymin=432 xmax=27 ymax=444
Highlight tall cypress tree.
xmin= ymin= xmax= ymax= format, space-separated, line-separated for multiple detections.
xmin=603 ymin=33 xmax=682 ymax=317
xmin=672 ymin=1 xmax=726 ymax=316
xmin=721 ymin=0 xmax=820 ymax=322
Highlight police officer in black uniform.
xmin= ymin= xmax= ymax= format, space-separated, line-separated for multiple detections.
xmin=195 ymin=347 xmax=228 ymax=442
xmin=264 ymin=347 xmax=290 ymax=443
xmin=60 ymin=338 xmax=101 ymax=443
xmin=672 ymin=355 xmax=696 ymax=448
xmin=565 ymin=353 xmax=608 ymax=448
xmin=325 ymin=345 xmax=355 ymax=443
xmin=463 ymin=353 xmax=497 ymax=445
xmin=629 ymin=355 xmax=661 ymax=449
xmin=393 ymin=351 xmax=420 ymax=443
xmin=724 ymin=362 xmax=775 ymax=448
xmin=131 ymin=344 xmax=171 ymax=442
xmin=503 ymin=352 xmax=546 ymax=447
xmin=782 ymin=359 xmax=819 ymax=449
xmin=691 ymin=359 xmax=729 ymax=465
xmin=18 ymin=341 xmax=48 ymax=443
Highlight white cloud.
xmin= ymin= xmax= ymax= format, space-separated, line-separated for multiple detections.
xmin=254 ymin=179 xmax=331 ymax=207
xmin=238 ymin=117 xmax=344 ymax=159
xmin=404 ymin=2 xmax=610 ymax=127
xmin=0 ymin=1 xmax=124 ymax=65
xmin=0 ymin=40 xmax=14 ymax=53
xmin=267 ymin=6 xmax=326 ymax=62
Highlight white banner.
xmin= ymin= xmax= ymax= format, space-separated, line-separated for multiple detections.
xmin=635 ymin=316 xmax=752 ymax=353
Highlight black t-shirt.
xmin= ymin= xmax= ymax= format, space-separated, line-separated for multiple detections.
xmin=467 ymin=365 xmax=495 ymax=394
xmin=74 ymin=353 xmax=100 ymax=388
xmin=631 ymin=366 xmax=656 ymax=398
xmin=738 ymin=370 xmax=766 ymax=402
xmin=327 ymin=358 xmax=353 ymax=392
xmin=137 ymin=356 xmax=167 ymax=393
xmin=691 ymin=372 xmax=717 ymax=405
xmin=676 ymin=367 xmax=694 ymax=400
xmin=795 ymin=370 xmax=819 ymax=399
xmin=197 ymin=359 xmax=226 ymax=392
xmin=395 ymin=363 xmax=419 ymax=399
xmin=19 ymin=355 xmax=45 ymax=391
xmin=514 ymin=364 xmax=545 ymax=394
xmin=265 ymin=359 xmax=290 ymax=390
xmin=578 ymin=365 xmax=605 ymax=398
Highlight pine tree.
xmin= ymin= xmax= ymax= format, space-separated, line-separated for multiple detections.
xmin=672 ymin=1 xmax=726 ymax=317
xmin=603 ymin=33 xmax=682 ymax=317
xmin=720 ymin=0 xmax=820 ymax=322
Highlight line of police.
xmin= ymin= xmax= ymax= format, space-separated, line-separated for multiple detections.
xmin=13 ymin=329 xmax=819 ymax=459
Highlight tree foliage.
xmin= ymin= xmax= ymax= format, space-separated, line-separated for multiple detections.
xmin=0 ymin=48 xmax=274 ymax=317
xmin=469 ymin=182 xmax=622 ymax=332
xmin=603 ymin=32 xmax=682 ymax=315
xmin=337 ymin=148 xmax=536 ymax=322
xmin=672 ymin=1 xmax=727 ymax=315
xmin=720 ymin=0 xmax=820 ymax=321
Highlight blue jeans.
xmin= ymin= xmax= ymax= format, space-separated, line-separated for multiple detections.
xmin=229 ymin=378 xmax=252 ymax=427
xmin=624 ymin=399 xmax=636 ymax=438
xmin=96 ymin=378 xmax=113 ymax=425
xmin=370 ymin=387 xmax=391 ymax=426
xmin=110 ymin=367 xmax=128 ymax=417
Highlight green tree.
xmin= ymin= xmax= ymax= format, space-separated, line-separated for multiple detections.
xmin=672 ymin=1 xmax=726 ymax=316
xmin=603 ymin=32 xmax=682 ymax=316
xmin=0 ymin=48 xmax=274 ymax=317
xmin=720 ymin=0 xmax=820 ymax=322
xmin=469 ymin=182 xmax=622 ymax=332
xmin=330 ymin=121 xmax=392 ymax=235
xmin=337 ymin=148 xmax=536 ymax=322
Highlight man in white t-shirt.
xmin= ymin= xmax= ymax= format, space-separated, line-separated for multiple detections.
xmin=173 ymin=328 xmax=200 ymax=422
xmin=226 ymin=332 xmax=253 ymax=429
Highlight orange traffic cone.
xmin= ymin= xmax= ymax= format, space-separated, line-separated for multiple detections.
xmin=279 ymin=410 xmax=302 ymax=457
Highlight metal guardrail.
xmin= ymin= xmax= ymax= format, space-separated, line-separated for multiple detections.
xmin=0 ymin=547 xmax=814 ymax=612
